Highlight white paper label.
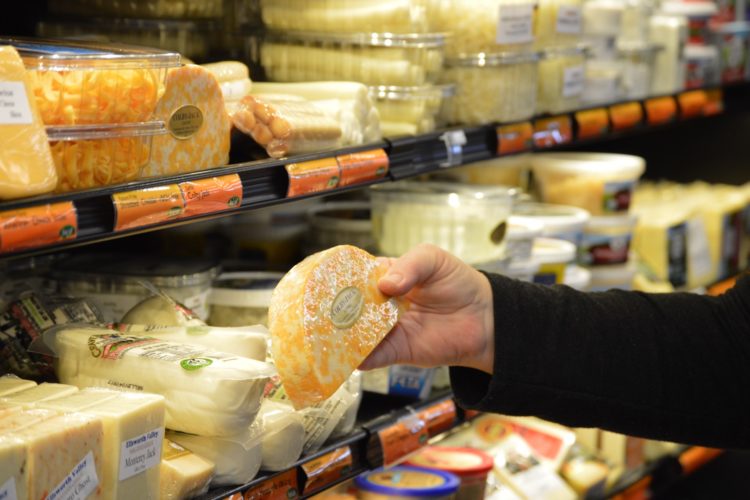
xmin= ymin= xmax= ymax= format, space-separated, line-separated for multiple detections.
xmin=562 ymin=65 xmax=585 ymax=98
xmin=496 ymin=3 xmax=534 ymax=44
xmin=119 ymin=427 xmax=164 ymax=481
xmin=687 ymin=217 xmax=713 ymax=283
xmin=556 ymin=5 xmax=582 ymax=34
xmin=0 ymin=478 xmax=17 ymax=500
xmin=0 ymin=82 xmax=33 ymax=125
xmin=47 ymin=451 xmax=99 ymax=500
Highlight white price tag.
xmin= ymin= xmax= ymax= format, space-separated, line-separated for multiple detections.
xmin=562 ymin=65 xmax=585 ymax=98
xmin=0 ymin=82 xmax=33 ymax=125
xmin=119 ymin=427 xmax=164 ymax=481
xmin=556 ymin=5 xmax=582 ymax=34
xmin=439 ymin=129 xmax=467 ymax=168
xmin=0 ymin=477 xmax=17 ymax=500
xmin=496 ymin=3 xmax=534 ymax=44
xmin=48 ymin=451 xmax=99 ymax=500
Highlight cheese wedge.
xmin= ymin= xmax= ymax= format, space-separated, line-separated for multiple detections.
xmin=0 ymin=376 xmax=36 ymax=396
xmin=1 ymin=382 xmax=78 ymax=406
xmin=269 ymin=244 xmax=402 ymax=409
xmin=0 ymin=436 xmax=27 ymax=500
xmin=160 ymin=438 xmax=215 ymax=500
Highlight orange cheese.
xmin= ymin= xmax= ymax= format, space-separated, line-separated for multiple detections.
xmin=268 ymin=245 xmax=401 ymax=409
xmin=143 ymin=64 xmax=231 ymax=178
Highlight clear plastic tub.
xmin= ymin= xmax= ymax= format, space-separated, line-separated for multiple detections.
xmin=531 ymin=237 xmax=577 ymax=284
xmin=588 ymin=262 xmax=637 ymax=291
xmin=207 ymin=272 xmax=283 ymax=327
xmin=405 ymin=447 xmax=494 ymax=500
xmin=440 ymin=51 xmax=539 ymax=125
xmin=369 ymin=84 xmax=455 ymax=136
xmin=619 ymin=0 xmax=653 ymax=45
xmin=305 ymin=202 xmax=377 ymax=253
xmin=504 ymin=219 xmax=544 ymax=263
xmin=510 ymin=202 xmax=591 ymax=246
xmin=0 ymin=37 xmax=181 ymax=125
xmin=260 ymin=31 xmax=445 ymax=86
xmin=370 ymin=181 xmax=516 ymax=265
xmin=583 ymin=0 xmax=624 ymax=37
xmin=46 ymin=121 xmax=166 ymax=192
xmin=649 ymin=14 xmax=688 ymax=95
xmin=48 ymin=0 xmax=223 ymax=18
xmin=530 ymin=152 xmax=646 ymax=215
xmin=355 ymin=466 xmax=460 ymax=500
xmin=448 ymin=154 xmax=531 ymax=189
xmin=660 ymin=1 xmax=718 ymax=45
xmin=537 ymin=44 xmax=587 ymax=114
xmin=582 ymin=60 xmax=623 ymax=106
xmin=617 ymin=43 xmax=661 ymax=99
xmin=685 ymin=44 xmax=721 ymax=88
xmin=535 ymin=0 xmax=584 ymax=48
xmin=579 ymin=214 xmax=638 ymax=266
xmin=711 ymin=22 xmax=750 ymax=83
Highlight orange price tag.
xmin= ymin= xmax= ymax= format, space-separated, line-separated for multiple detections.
xmin=464 ymin=409 xmax=482 ymax=420
xmin=336 ymin=149 xmax=389 ymax=187
xmin=286 ymin=158 xmax=340 ymax=197
xmin=112 ymin=185 xmax=184 ymax=232
xmin=645 ymin=96 xmax=677 ymax=126
xmin=609 ymin=102 xmax=643 ymax=131
xmin=379 ymin=417 xmax=429 ymax=466
xmin=242 ymin=469 xmax=299 ymax=500
xmin=179 ymin=174 xmax=242 ymax=218
xmin=575 ymin=108 xmax=610 ymax=139
xmin=418 ymin=399 xmax=457 ymax=437
xmin=533 ymin=116 xmax=573 ymax=148
xmin=301 ymin=446 xmax=353 ymax=494
xmin=497 ymin=122 xmax=534 ymax=155
xmin=704 ymin=89 xmax=723 ymax=116
xmin=678 ymin=90 xmax=708 ymax=119
xmin=0 ymin=201 xmax=77 ymax=254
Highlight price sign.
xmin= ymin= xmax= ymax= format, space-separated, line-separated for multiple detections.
xmin=533 ymin=115 xmax=573 ymax=147
xmin=418 ymin=399 xmax=458 ymax=437
xmin=0 ymin=201 xmax=77 ymax=254
xmin=609 ymin=102 xmax=643 ymax=131
xmin=678 ymin=90 xmax=708 ymax=119
xmin=704 ymin=89 xmax=723 ymax=116
xmin=575 ymin=108 xmax=609 ymax=139
xmin=497 ymin=122 xmax=534 ymax=155
xmin=286 ymin=158 xmax=340 ymax=197
xmin=645 ymin=96 xmax=677 ymax=126
xmin=179 ymin=174 xmax=242 ymax=218
xmin=242 ymin=469 xmax=299 ymax=500
xmin=112 ymin=185 xmax=184 ymax=231
xmin=301 ymin=446 xmax=353 ymax=494
xmin=336 ymin=149 xmax=389 ymax=186
xmin=378 ymin=416 xmax=429 ymax=466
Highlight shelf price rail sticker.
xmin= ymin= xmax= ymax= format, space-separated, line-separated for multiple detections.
xmin=645 ymin=96 xmax=678 ymax=126
xmin=0 ymin=201 xmax=77 ymax=254
xmin=377 ymin=412 xmax=429 ymax=467
xmin=301 ymin=445 xmax=354 ymax=494
xmin=497 ymin=122 xmax=534 ymax=155
xmin=235 ymin=468 xmax=300 ymax=500
xmin=677 ymin=90 xmax=708 ymax=119
xmin=286 ymin=148 xmax=389 ymax=198
xmin=575 ymin=108 xmax=610 ymax=139
xmin=533 ymin=115 xmax=573 ymax=148
xmin=609 ymin=102 xmax=644 ymax=132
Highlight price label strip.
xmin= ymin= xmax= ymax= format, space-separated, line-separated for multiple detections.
xmin=704 ymin=89 xmax=723 ymax=116
xmin=112 ymin=184 xmax=184 ymax=232
xmin=609 ymin=102 xmax=643 ymax=131
xmin=336 ymin=149 xmax=390 ymax=186
xmin=575 ymin=108 xmax=610 ymax=139
xmin=418 ymin=399 xmax=458 ymax=437
xmin=286 ymin=158 xmax=341 ymax=197
xmin=439 ymin=130 xmax=467 ymax=168
xmin=645 ymin=96 xmax=677 ymax=126
xmin=378 ymin=414 xmax=429 ymax=466
xmin=497 ymin=122 xmax=534 ymax=155
xmin=0 ymin=201 xmax=77 ymax=254
xmin=178 ymin=174 xmax=242 ymax=219
xmin=301 ymin=446 xmax=354 ymax=494
xmin=533 ymin=115 xmax=573 ymax=148
xmin=241 ymin=469 xmax=299 ymax=500
xmin=677 ymin=90 xmax=708 ymax=119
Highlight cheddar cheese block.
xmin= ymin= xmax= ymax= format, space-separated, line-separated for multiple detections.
xmin=142 ymin=64 xmax=231 ymax=178
xmin=268 ymin=245 xmax=402 ymax=409
xmin=160 ymin=439 xmax=214 ymax=500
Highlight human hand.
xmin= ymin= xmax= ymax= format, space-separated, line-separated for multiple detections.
xmin=360 ymin=243 xmax=495 ymax=374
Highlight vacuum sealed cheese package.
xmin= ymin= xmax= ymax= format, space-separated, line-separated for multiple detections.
xmin=120 ymin=292 xmax=206 ymax=327
xmin=256 ymin=399 xmax=305 ymax=471
xmin=268 ymin=244 xmax=403 ymax=409
xmin=37 ymin=325 xmax=275 ymax=436
xmin=160 ymin=438 xmax=215 ymax=500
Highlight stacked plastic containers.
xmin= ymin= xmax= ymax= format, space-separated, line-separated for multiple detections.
xmin=1 ymin=37 xmax=180 ymax=193
xmin=257 ymin=0 xmax=453 ymax=136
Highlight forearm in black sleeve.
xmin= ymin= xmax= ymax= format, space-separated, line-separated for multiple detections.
xmin=450 ymin=273 xmax=750 ymax=449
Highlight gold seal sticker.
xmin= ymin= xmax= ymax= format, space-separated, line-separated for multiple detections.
xmin=330 ymin=286 xmax=364 ymax=329
xmin=169 ymin=104 xmax=204 ymax=140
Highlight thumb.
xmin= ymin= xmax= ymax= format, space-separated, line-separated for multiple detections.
xmin=378 ymin=243 xmax=446 ymax=297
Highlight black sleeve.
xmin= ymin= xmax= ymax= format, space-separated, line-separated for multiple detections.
xmin=450 ymin=273 xmax=750 ymax=449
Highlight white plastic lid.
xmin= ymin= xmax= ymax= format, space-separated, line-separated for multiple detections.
xmin=510 ymin=203 xmax=591 ymax=236
xmin=589 ymin=262 xmax=637 ymax=289
xmin=564 ymin=265 xmax=592 ymax=291
xmin=532 ymin=237 xmax=577 ymax=265
xmin=585 ymin=214 xmax=639 ymax=232
xmin=660 ymin=1 xmax=718 ymax=18
xmin=507 ymin=219 xmax=545 ymax=241
xmin=530 ymin=152 xmax=646 ymax=179
xmin=208 ymin=272 xmax=284 ymax=308
xmin=503 ymin=259 xmax=541 ymax=279
xmin=685 ymin=44 xmax=720 ymax=60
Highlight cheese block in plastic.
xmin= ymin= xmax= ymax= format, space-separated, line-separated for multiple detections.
xmin=143 ymin=64 xmax=231 ymax=177
xmin=160 ymin=438 xmax=215 ymax=500
xmin=1 ymin=382 xmax=78 ymax=406
xmin=119 ymin=294 xmax=205 ymax=327
xmin=0 ymin=401 xmax=21 ymax=418
xmin=0 ymin=436 xmax=27 ymax=500
xmin=269 ymin=244 xmax=401 ymax=409
xmin=0 ymin=375 xmax=36 ymax=396
xmin=0 ymin=408 xmax=56 ymax=433
xmin=256 ymin=400 xmax=305 ymax=471
xmin=36 ymin=387 xmax=120 ymax=413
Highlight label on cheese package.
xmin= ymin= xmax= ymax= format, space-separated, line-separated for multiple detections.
xmin=0 ymin=202 xmax=77 ymax=254
xmin=178 ymin=174 xmax=242 ymax=218
xmin=47 ymin=451 xmax=99 ymax=500
xmin=112 ymin=185 xmax=184 ymax=231
xmin=496 ymin=3 xmax=534 ymax=44
xmin=119 ymin=427 xmax=163 ymax=481
xmin=556 ymin=6 xmax=582 ymax=34
xmin=0 ymin=82 xmax=32 ymax=125
xmin=0 ymin=477 xmax=17 ymax=500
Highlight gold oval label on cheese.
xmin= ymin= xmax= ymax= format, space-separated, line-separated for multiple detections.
xmin=169 ymin=104 xmax=204 ymax=140
xmin=330 ymin=286 xmax=364 ymax=329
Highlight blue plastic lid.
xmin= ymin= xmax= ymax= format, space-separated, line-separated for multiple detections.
xmin=355 ymin=466 xmax=460 ymax=497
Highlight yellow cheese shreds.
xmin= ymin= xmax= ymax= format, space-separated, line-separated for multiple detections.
xmin=269 ymin=245 xmax=402 ymax=409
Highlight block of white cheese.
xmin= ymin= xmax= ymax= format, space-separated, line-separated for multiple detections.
xmin=36 ymin=387 xmax=120 ymax=413
xmin=0 ymin=375 xmax=37 ymax=396
xmin=0 ymin=401 xmax=21 ymax=418
xmin=256 ymin=400 xmax=305 ymax=471
xmin=268 ymin=244 xmax=402 ymax=409
xmin=120 ymin=294 xmax=206 ymax=327
xmin=50 ymin=326 xmax=275 ymax=437
xmin=0 ymin=408 xmax=57 ymax=434
xmin=1 ymin=382 xmax=78 ymax=406
xmin=0 ymin=436 xmax=27 ymax=500
xmin=167 ymin=426 xmax=262 ymax=486
xmin=160 ymin=438 xmax=215 ymax=500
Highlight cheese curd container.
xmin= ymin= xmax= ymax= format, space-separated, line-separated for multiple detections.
xmin=46 ymin=121 xmax=166 ymax=192
xmin=261 ymin=31 xmax=445 ymax=86
xmin=685 ymin=44 xmax=721 ymax=88
xmin=370 ymin=181 xmax=516 ymax=265
xmin=369 ymin=84 xmax=455 ymax=136
xmin=406 ymin=447 xmax=494 ymax=500
xmin=440 ymin=51 xmax=539 ymax=125
xmin=0 ymin=37 xmax=180 ymax=125
xmin=649 ymin=14 xmax=688 ymax=95
xmin=711 ymin=22 xmax=750 ymax=83
xmin=535 ymin=0 xmax=584 ymax=48
xmin=531 ymin=237 xmax=577 ymax=284
xmin=355 ymin=466 xmax=461 ymax=500
xmin=579 ymin=214 xmax=638 ymax=266
xmin=588 ymin=262 xmax=637 ymax=291
xmin=617 ymin=43 xmax=661 ymax=100
xmin=530 ymin=152 xmax=646 ymax=215
xmin=660 ymin=1 xmax=718 ymax=45
xmin=582 ymin=60 xmax=623 ymax=106
xmin=49 ymin=0 xmax=223 ymax=18
xmin=305 ymin=202 xmax=377 ymax=253
xmin=510 ymin=202 xmax=591 ymax=246
xmin=537 ymin=45 xmax=587 ymax=114
xmin=207 ymin=271 xmax=283 ymax=327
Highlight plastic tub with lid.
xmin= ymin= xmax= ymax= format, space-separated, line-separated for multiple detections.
xmin=660 ymin=1 xmax=718 ymax=45
xmin=619 ymin=0 xmax=653 ymax=45
xmin=448 ymin=154 xmax=531 ymax=190
xmin=49 ymin=0 xmax=224 ymax=18
xmin=684 ymin=44 xmax=721 ymax=88
xmin=530 ymin=152 xmax=646 ymax=215
xmin=0 ymin=37 xmax=180 ymax=125
xmin=207 ymin=272 xmax=283 ymax=327
xmin=535 ymin=0 xmax=584 ymax=48
xmin=305 ymin=201 xmax=377 ymax=253
xmin=440 ymin=51 xmax=539 ymax=125
xmin=649 ymin=14 xmax=687 ymax=95
xmin=370 ymin=181 xmax=516 ymax=265
xmin=582 ymin=60 xmax=623 ymax=106
xmin=588 ymin=262 xmax=637 ymax=291
xmin=260 ymin=31 xmax=445 ymax=86
xmin=537 ymin=44 xmax=587 ymax=114
xmin=405 ymin=447 xmax=494 ymax=500
xmin=497 ymin=258 xmax=540 ymax=282
xmin=583 ymin=0 xmax=624 ymax=37
xmin=579 ymin=214 xmax=638 ymax=266
xmin=504 ymin=219 xmax=544 ymax=263
xmin=510 ymin=202 xmax=591 ymax=246
xmin=564 ymin=264 xmax=591 ymax=290
xmin=355 ymin=466 xmax=461 ymax=500
xmin=369 ymin=84 xmax=455 ymax=136
xmin=711 ymin=22 xmax=750 ymax=83
xmin=531 ymin=237 xmax=577 ymax=284
xmin=617 ymin=43 xmax=661 ymax=99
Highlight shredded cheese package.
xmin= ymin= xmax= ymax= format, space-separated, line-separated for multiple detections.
xmin=268 ymin=244 xmax=402 ymax=409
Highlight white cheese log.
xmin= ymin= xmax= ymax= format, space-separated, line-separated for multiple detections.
xmin=256 ymin=400 xmax=305 ymax=471
xmin=0 ymin=436 xmax=27 ymax=500
xmin=160 ymin=439 xmax=215 ymax=500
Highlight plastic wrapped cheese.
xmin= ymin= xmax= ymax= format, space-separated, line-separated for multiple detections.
xmin=42 ymin=325 xmax=275 ymax=436
xmin=330 ymin=370 xmax=363 ymax=439
xmin=0 ymin=375 xmax=36 ymax=396
xmin=256 ymin=399 xmax=305 ymax=471
xmin=1 ymin=382 xmax=78 ymax=405
xmin=120 ymin=293 xmax=206 ymax=327
xmin=268 ymin=245 xmax=402 ymax=409
xmin=160 ymin=438 xmax=215 ymax=500
xmin=0 ymin=435 xmax=27 ymax=500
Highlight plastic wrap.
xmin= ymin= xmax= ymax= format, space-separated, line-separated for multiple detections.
xmin=537 ymin=45 xmax=586 ymax=114
xmin=207 ymin=272 xmax=283 ymax=328
xmin=232 ymin=94 xmax=342 ymax=159
xmin=535 ymin=0 xmax=583 ymax=48
xmin=38 ymin=325 xmax=274 ymax=437
xmin=160 ymin=438 xmax=215 ymax=500
xmin=268 ymin=245 xmax=402 ymax=409
xmin=120 ymin=292 xmax=205 ymax=327
xmin=330 ymin=370 xmax=363 ymax=438
xmin=256 ymin=399 xmax=305 ymax=471
xmin=582 ymin=0 xmax=623 ymax=37
xmin=369 ymin=84 xmax=453 ymax=136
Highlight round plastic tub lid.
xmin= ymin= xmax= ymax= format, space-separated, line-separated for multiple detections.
xmin=585 ymin=213 xmax=639 ymax=231
xmin=370 ymin=181 xmax=518 ymax=206
xmin=444 ymin=50 xmax=540 ymax=67
xmin=660 ymin=1 xmax=718 ymax=17
xmin=405 ymin=447 xmax=494 ymax=479
xmin=355 ymin=466 xmax=460 ymax=497
xmin=267 ymin=30 xmax=446 ymax=48
xmin=510 ymin=203 xmax=591 ymax=234
xmin=532 ymin=237 xmax=577 ymax=264
xmin=307 ymin=202 xmax=372 ymax=232
xmin=564 ymin=265 xmax=592 ymax=291
xmin=507 ymin=219 xmax=545 ymax=241
xmin=368 ymin=84 xmax=456 ymax=101
xmin=530 ymin=152 xmax=645 ymax=179
xmin=209 ymin=272 xmax=284 ymax=308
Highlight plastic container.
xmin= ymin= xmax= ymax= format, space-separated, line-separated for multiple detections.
xmin=537 ymin=45 xmax=587 ymax=114
xmin=582 ymin=60 xmax=623 ymax=106
xmin=584 ymin=35 xmax=618 ymax=60
xmin=260 ymin=31 xmax=445 ymax=86
xmin=405 ymin=447 xmax=494 ymax=500
xmin=660 ymin=1 xmax=718 ymax=45
xmin=579 ymin=214 xmax=638 ymax=266
xmin=355 ymin=466 xmax=460 ymax=499
xmin=617 ymin=43 xmax=661 ymax=99
xmin=583 ymin=0 xmax=624 ymax=37
xmin=440 ymin=51 xmax=539 ymax=125
xmin=497 ymin=258 xmax=540 ymax=281
xmin=685 ymin=44 xmax=721 ymax=88
xmin=207 ymin=272 xmax=283 ymax=327
xmin=510 ymin=202 xmax=591 ymax=246
xmin=711 ymin=22 xmax=750 ymax=83
xmin=447 ymin=154 xmax=531 ymax=189
xmin=535 ymin=0 xmax=584 ymax=48
xmin=649 ymin=14 xmax=688 ymax=95
xmin=588 ymin=262 xmax=637 ymax=291
xmin=564 ymin=264 xmax=591 ymax=290
xmin=370 ymin=181 xmax=516 ymax=265
xmin=531 ymin=237 xmax=577 ymax=284
xmin=46 ymin=121 xmax=166 ymax=193
xmin=48 ymin=0 xmax=224 ymax=18
xmin=369 ymin=84 xmax=455 ymax=136
xmin=305 ymin=202 xmax=377 ymax=253
xmin=619 ymin=0 xmax=653 ymax=45
xmin=504 ymin=219 xmax=545 ymax=263
xmin=530 ymin=152 xmax=646 ymax=215
xmin=0 ymin=37 xmax=181 ymax=125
